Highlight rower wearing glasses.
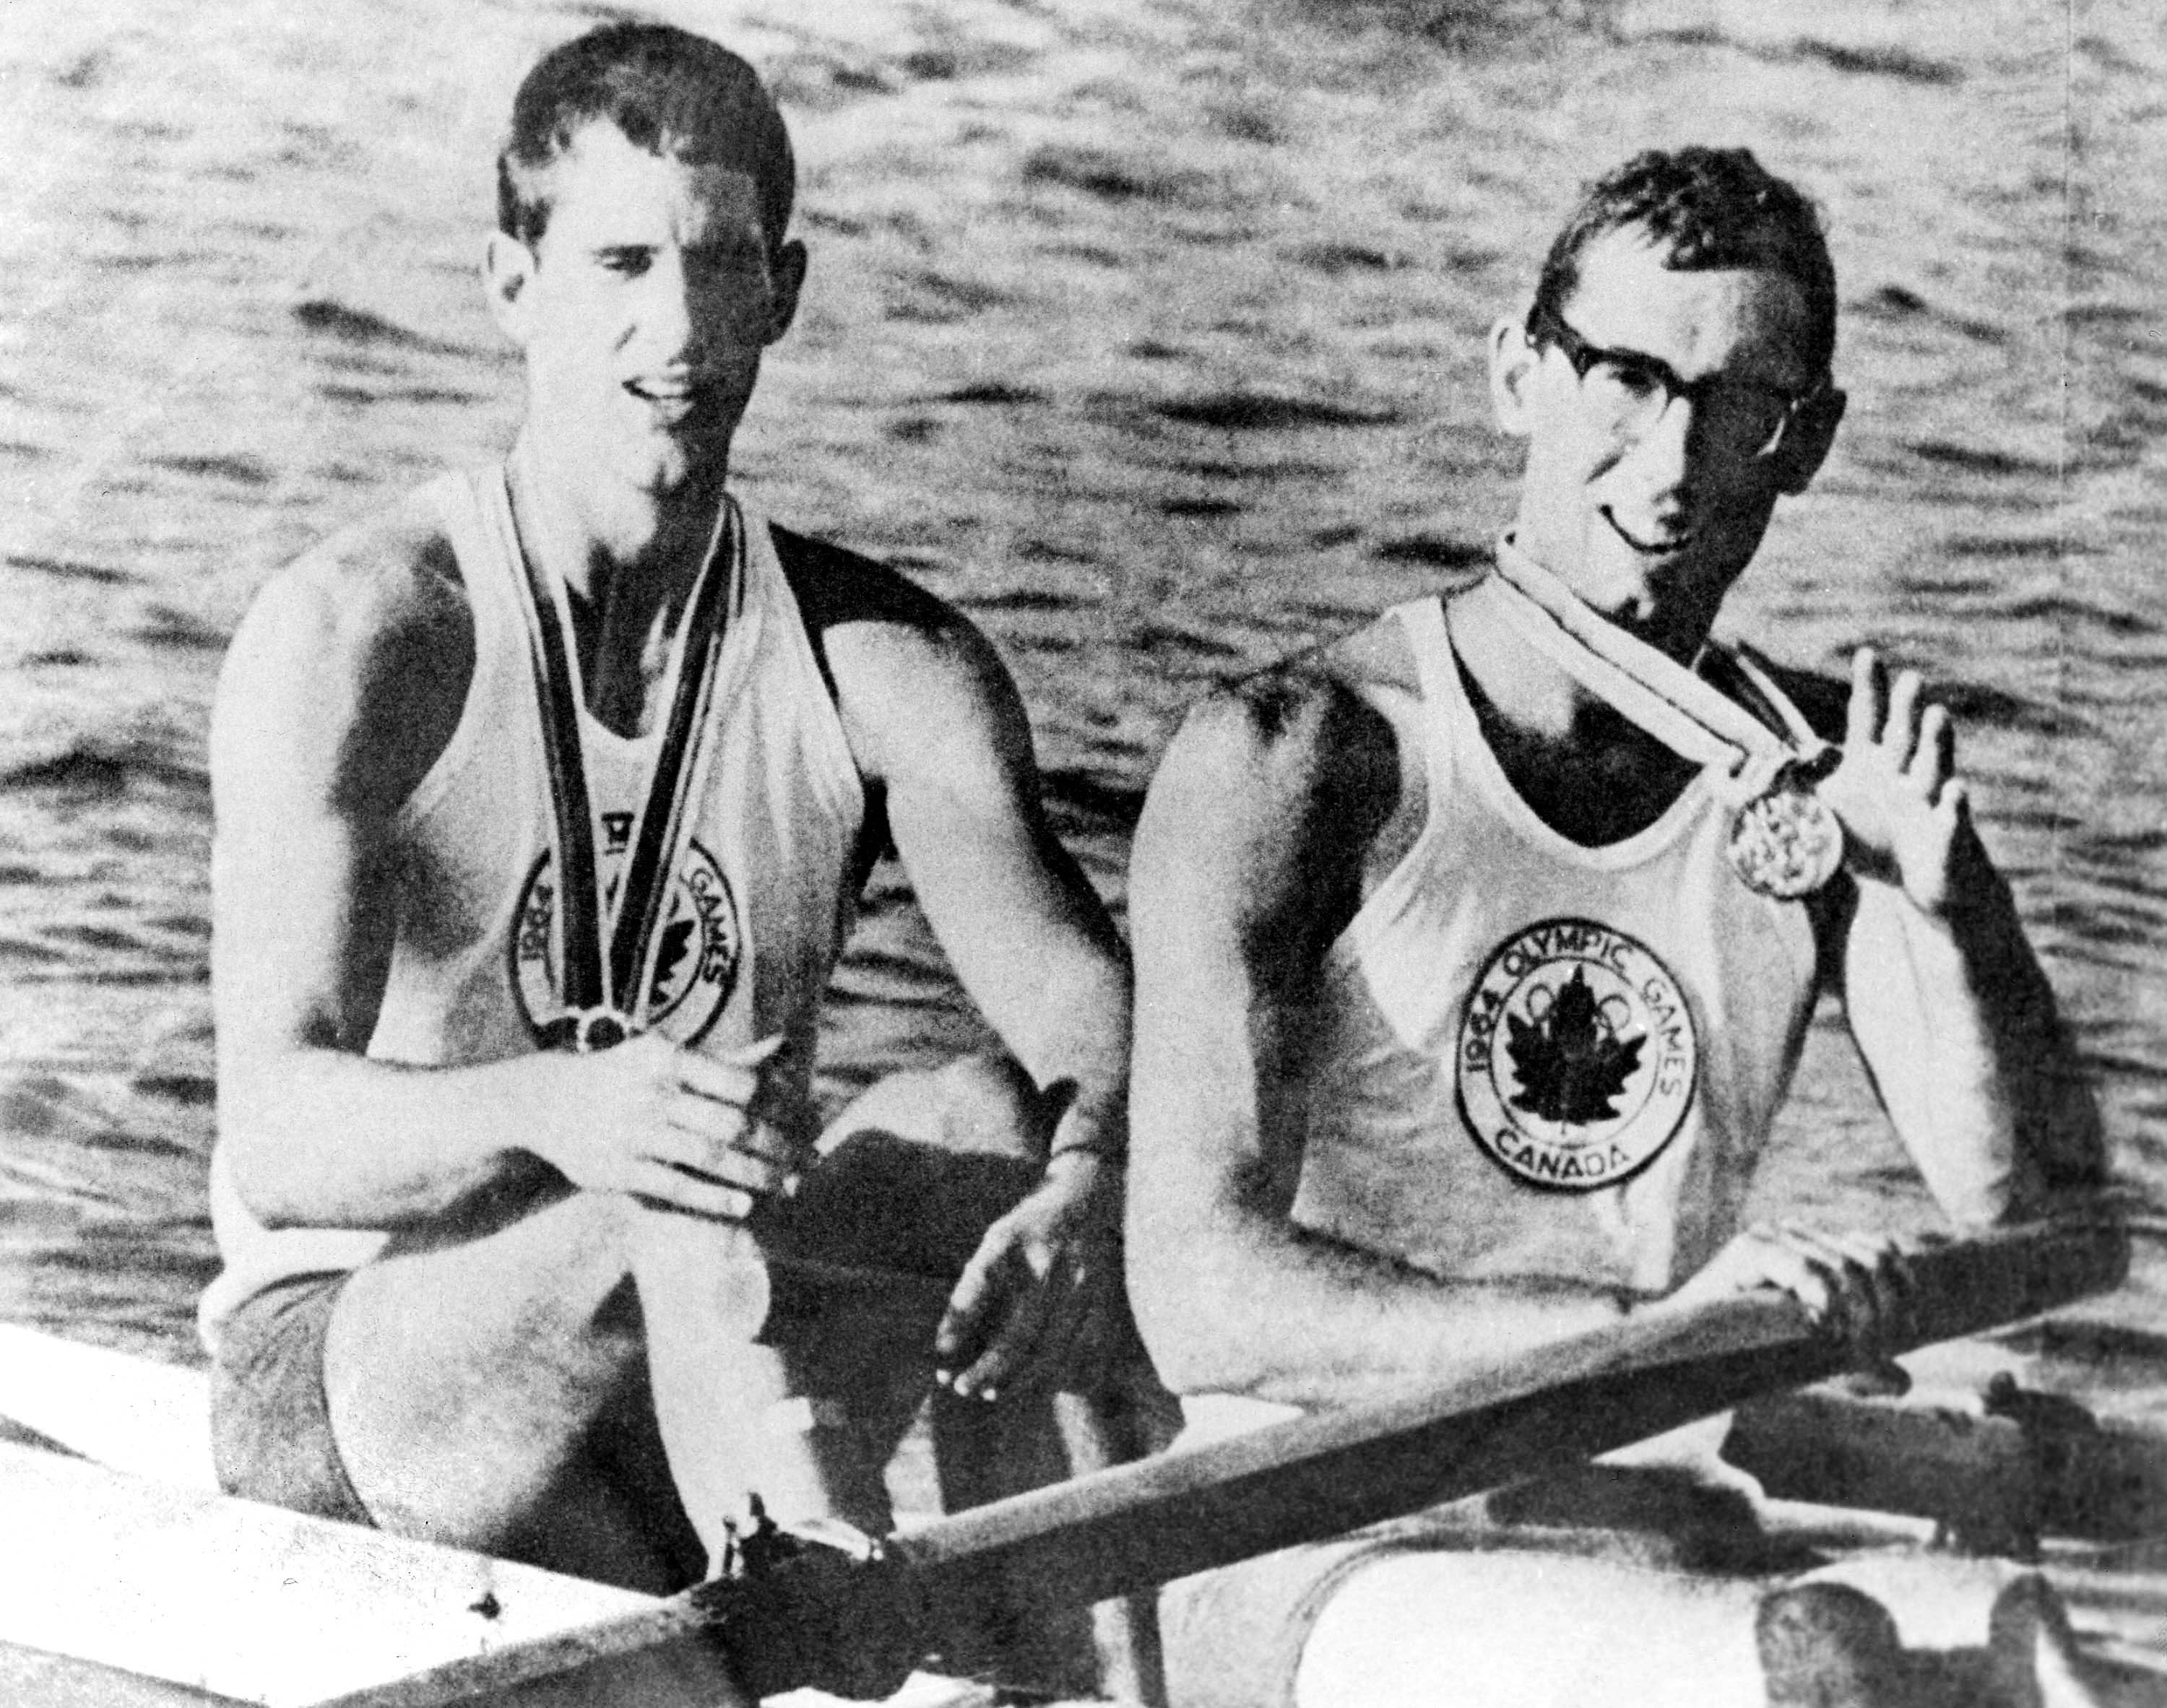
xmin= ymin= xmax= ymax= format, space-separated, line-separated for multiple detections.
xmin=1520 ymin=294 xmax=1833 ymax=476
xmin=1125 ymin=145 xmax=2104 ymax=1707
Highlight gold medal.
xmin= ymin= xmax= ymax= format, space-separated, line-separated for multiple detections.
xmin=1727 ymin=753 xmax=1844 ymax=900
xmin=569 ymin=1008 xmax=633 ymax=1054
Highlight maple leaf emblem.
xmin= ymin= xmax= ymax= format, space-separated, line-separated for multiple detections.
xmin=1504 ymin=966 xmax=1645 ymax=1126
xmin=645 ymin=917 xmax=698 ymax=1008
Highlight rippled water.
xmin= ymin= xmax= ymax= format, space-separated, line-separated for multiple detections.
xmin=3 ymin=0 xmax=2165 ymax=1436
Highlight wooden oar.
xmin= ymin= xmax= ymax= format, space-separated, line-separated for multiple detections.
xmin=319 ymin=1221 xmax=2128 ymax=1708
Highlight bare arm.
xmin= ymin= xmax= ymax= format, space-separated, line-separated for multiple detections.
xmin=834 ymin=612 xmax=1130 ymax=1163
xmin=1818 ymin=649 xmax=2106 ymax=1227
xmin=1125 ymin=672 xmax=1634 ymax=1410
xmin=211 ymin=521 xmax=787 ymax=1235
xmin=826 ymin=606 xmax=1133 ymax=1395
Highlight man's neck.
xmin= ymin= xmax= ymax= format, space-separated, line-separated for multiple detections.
xmin=509 ymin=433 xmax=731 ymax=737
xmin=1447 ymin=573 xmax=1700 ymax=846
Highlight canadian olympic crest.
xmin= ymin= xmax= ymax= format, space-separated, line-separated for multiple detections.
xmin=1456 ymin=917 xmax=1697 ymax=1192
xmin=509 ymin=836 xmax=741 ymax=1046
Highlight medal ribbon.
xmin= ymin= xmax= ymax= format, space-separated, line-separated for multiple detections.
xmin=505 ymin=469 xmax=745 ymax=1046
xmin=1486 ymin=537 xmax=1829 ymax=804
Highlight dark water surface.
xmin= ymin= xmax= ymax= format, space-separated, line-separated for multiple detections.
xmin=3 ymin=0 xmax=2165 ymax=1433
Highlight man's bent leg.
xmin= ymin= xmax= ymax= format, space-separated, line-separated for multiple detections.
xmin=805 ymin=1057 xmax=1177 ymax=1703
xmin=321 ymin=1187 xmax=703 ymax=1591
xmin=631 ymin=1056 xmax=1042 ymax=1568
xmin=631 ymin=1208 xmax=909 ymax=1565
xmin=573 ymin=1050 xmax=1172 ymax=1696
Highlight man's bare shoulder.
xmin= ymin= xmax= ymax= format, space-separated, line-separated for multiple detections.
xmin=768 ymin=524 xmax=1021 ymax=768
xmin=769 ymin=523 xmax=952 ymax=639
xmin=1143 ymin=636 xmax=1401 ymax=896
xmin=1312 ymin=601 xmax=1427 ymax=701
xmin=215 ymin=489 xmax=474 ymax=818
xmin=770 ymin=524 xmax=989 ymax=677
xmin=1129 ymin=652 xmax=1399 ymax=985
xmin=1162 ymin=606 xmax=1414 ymax=800
xmin=232 ymin=490 xmax=469 ymax=679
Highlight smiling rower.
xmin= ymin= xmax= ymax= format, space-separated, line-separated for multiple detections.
xmin=1125 ymin=148 xmax=2108 ymax=1707
xmin=200 ymin=25 xmax=1160 ymax=1685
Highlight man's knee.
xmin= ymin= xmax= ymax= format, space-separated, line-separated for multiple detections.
xmin=786 ymin=1053 xmax=1047 ymax=1277
xmin=363 ymin=1186 xmax=639 ymax=1322
xmin=821 ymin=1050 xmax=1050 ymax=1163
xmin=326 ymin=1189 xmax=646 ymax=1445
xmin=780 ymin=1137 xmax=1037 ymax=1280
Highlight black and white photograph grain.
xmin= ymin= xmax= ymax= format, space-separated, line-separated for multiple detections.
xmin=0 ymin=0 xmax=2160 ymax=1704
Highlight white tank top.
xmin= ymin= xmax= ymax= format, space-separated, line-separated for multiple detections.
xmin=201 ymin=468 xmax=865 ymax=1345
xmin=1287 ymin=596 xmax=1822 ymax=1298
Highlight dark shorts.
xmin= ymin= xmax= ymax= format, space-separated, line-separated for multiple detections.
xmin=209 ymin=1271 xmax=374 ymax=1527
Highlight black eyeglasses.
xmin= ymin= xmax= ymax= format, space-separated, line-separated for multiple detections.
xmin=1526 ymin=298 xmax=1829 ymax=462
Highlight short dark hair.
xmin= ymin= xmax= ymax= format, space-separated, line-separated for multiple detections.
xmin=497 ymin=22 xmax=795 ymax=254
xmin=1531 ymin=148 xmax=1838 ymax=374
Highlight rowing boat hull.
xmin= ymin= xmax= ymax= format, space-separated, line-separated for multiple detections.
xmin=0 ymin=1224 xmax=2157 ymax=1707
xmin=6 ymin=1422 xmax=2157 ymax=1708
xmin=0 ymin=1439 xmax=717 ymax=1708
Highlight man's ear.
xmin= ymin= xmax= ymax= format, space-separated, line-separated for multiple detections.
xmin=1488 ymin=302 xmax=1543 ymax=437
xmin=483 ymin=231 xmax=538 ymax=344
xmin=764 ymin=238 xmax=808 ymax=347
xmin=1773 ymin=386 xmax=1846 ymax=495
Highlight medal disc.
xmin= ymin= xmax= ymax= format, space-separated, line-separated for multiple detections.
xmin=1728 ymin=772 xmax=1843 ymax=899
xmin=573 ymin=1009 xmax=632 ymax=1053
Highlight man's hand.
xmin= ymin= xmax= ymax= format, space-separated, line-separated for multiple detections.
xmin=933 ymin=1151 xmax=1120 ymax=1402
xmin=1821 ymin=646 xmax=1973 ymax=916
xmin=527 ymin=1033 xmax=805 ymax=1222
xmin=1661 ymin=1223 xmax=1916 ymax=1361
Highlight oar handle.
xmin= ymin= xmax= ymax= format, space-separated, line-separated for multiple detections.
xmin=895 ymin=1220 xmax=2129 ymax=1608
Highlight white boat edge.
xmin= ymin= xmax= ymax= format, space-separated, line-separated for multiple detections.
xmin=0 ymin=1322 xmax=1012 ymax=1707
xmin=0 ymin=1319 xmax=217 ymax=1488
xmin=0 ymin=1314 xmax=2158 ymax=1706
